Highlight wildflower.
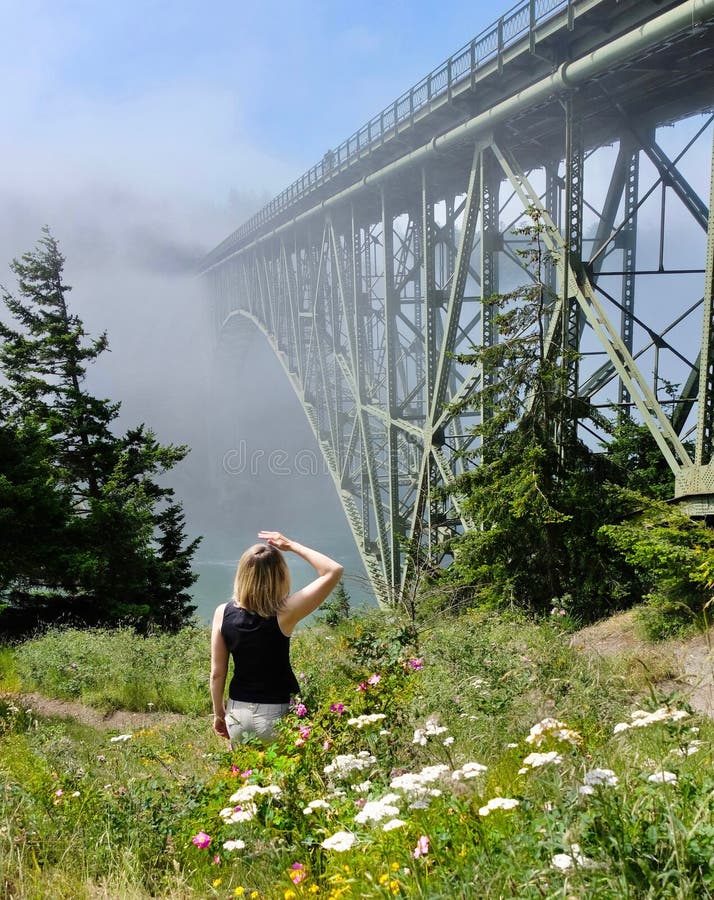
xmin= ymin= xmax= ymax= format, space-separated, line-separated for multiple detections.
xmin=357 ymin=682 xmax=367 ymax=692
xmin=241 ymin=768 xmax=252 ymax=778
xmin=354 ymin=795 xmax=401 ymax=824
xmin=289 ymin=863 xmax=307 ymax=885
xmin=223 ymin=839 xmax=246 ymax=851
xmin=229 ymin=785 xmax=281 ymax=803
xmin=526 ymin=717 xmax=582 ymax=747
xmin=324 ymin=751 xmax=376 ymax=779
xmin=407 ymin=658 xmax=424 ymax=670
xmin=321 ymin=830 xmax=357 ymax=852
xmin=109 ymin=733 xmax=132 ymax=742
xmin=353 ymin=780 xmax=372 ymax=793
xmin=220 ymin=803 xmax=257 ymax=823
xmin=303 ymin=798 xmax=331 ymax=814
xmin=330 ymin=702 xmax=345 ymax=714
xmin=382 ymin=818 xmax=407 ymax=831
xmin=284 ymin=891 xmax=297 ymax=900
xmin=367 ymin=673 xmax=381 ymax=685
xmin=579 ymin=768 xmax=619 ymax=794
xmin=551 ymin=844 xmax=594 ymax=870
xmin=213 ymin=878 xmax=222 ymax=888
xmin=614 ymin=707 xmax=690 ymax=733
xmin=96 ymin=754 xmax=106 ymax=762
xmin=479 ymin=797 xmax=519 ymax=816
xmin=295 ymin=703 xmax=308 ymax=717
xmin=213 ymin=854 xmax=221 ymax=865
xmin=413 ymin=835 xmax=429 ymax=858
xmin=348 ymin=713 xmax=386 ymax=729
xmin=443 ymin=736 xmax=454 ymax=746
xmin=647 ymin=771 xmax=677 ymax=784
xmin=379 ymin=874 xmax=389 ymax=885
xmin=452 ymin=762 xmax=487 ymax=781
xmin=670 ymin=741 xmax=703 ymax=757
xmin=192 ymin=831 xmax=211 ymax=849
xmin=519 ymin=750 xmax=563 ymax=773
xmin=235 ymin=889 xmax=245 ymax=897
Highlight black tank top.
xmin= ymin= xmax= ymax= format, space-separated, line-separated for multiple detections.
xmin=221 ymin=603 xmax=299 ymax=703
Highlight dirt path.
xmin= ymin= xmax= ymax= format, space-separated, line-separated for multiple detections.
xmin=2 ymin=691 xmax=188 ymax=730
xmin=571 ymin=611 xmax=714 ymax=719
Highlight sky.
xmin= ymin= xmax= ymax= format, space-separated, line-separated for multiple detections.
xmin=0 ymin=0 xmax=511 ymax=618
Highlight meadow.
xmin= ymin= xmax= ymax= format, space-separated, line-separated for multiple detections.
xmin=1 ymin=608 xmax=713 ymax=899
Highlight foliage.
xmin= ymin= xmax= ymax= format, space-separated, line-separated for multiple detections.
xmin=0 ymin=229 xmax=199 ymax=632
xmin=436 ymin=208 xmax=644 ymax=621
xmin=600 ymin=490 xmax=714 ymax=639
xmin=317 ymin=580 xmax=351 ymax=627
xmin=2 ymin=609 xmax=714 ymax=898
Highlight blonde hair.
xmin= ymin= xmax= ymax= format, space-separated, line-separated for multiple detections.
xmin=233 ymin=543 xmax=290 ymax=617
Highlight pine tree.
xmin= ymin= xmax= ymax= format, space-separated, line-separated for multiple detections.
xmin=0 ymin=229 xmax=199 ymax=630
xmin=438 ymin=208 xmax=640 ymax=621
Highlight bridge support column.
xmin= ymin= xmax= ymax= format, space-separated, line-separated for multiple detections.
xmin=676 ymin=126 xmax=714 ymax=517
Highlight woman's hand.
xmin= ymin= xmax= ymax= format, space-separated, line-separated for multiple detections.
xmin=213 ymin=714 xmax=229 ymax=739
xmin=258 ymin=531 xmax=292 ymax=551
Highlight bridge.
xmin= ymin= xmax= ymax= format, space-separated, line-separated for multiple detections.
xmin=200 ymin=0 xmax=714 ymax=605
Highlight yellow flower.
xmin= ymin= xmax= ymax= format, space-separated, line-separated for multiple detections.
xmin=284 ymin=891 xmax=297 ymax=900
xmin=389 ymin=881 xmax=400 ymax=896
xmin=234 ymin=889 xmax=245 ymax=897
xmin=390 ymin=862 xmax=400 ymax=872
xmin=308 ymin=888 xmax=319 ymax=895
xmin=378 ymin=874 xmax=389 ymax=885
xmin=343 ymin=866 xmax=351 ymax=874
xmin=213 ymin=879 xmax=222 ymax=888
xmin=249 ymin=892 xmax=258 ymax=899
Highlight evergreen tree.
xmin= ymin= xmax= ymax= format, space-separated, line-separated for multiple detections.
xmin=436 ymin=208 xmax=641 ymax=621
xmin=0 ymin=229 xmax=199 ymax=631
xmin=318 ymin=580 xmax=351 ymax=626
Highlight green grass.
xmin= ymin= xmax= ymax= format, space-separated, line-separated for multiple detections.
xmin=2 ymin=609 xmax=713 ymax=898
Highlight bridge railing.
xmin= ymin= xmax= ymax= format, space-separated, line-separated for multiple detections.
xmin=202 ymin=0 xmax=578 ymax=268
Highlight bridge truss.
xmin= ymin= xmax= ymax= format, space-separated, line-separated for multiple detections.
xmin=201 ymin=0 xmax=714 ymax=604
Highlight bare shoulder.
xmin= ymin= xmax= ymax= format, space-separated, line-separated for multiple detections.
xmin=212 ymin=603 xmax=228 ymax=625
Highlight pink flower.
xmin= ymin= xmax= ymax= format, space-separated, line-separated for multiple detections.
xmin=367 ymin=673 xmax=381 ymax=685
xmin=213 ymin=854 xmax=221 ymax=865
xmin=295 ymin=703 xmax=308 ymax=717
xmin=299 ymin=726 xmax=311 ymax=740
xmin=230 ymin=765 xmax=240 ymax=777
xmin=357 ymin=682 xmax=367 ymax=692
xmin=192 ymin=831 xmax=211 ymax=849
xmin=408 ymin=658 xmax=424 ymax=671
xmin=240 ymin=768 xmax=252 ymax=779
xmin=323 ymin=739 xmax=332 ymax=751
xmin=413 ymin=835 xmax=429 ymax=858
xmin=289 ymin=862 xmax=307 ymax=885
xmin=330 ymin=702 xmax=345 ymax=714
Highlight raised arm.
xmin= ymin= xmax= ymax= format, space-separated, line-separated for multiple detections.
xmin=210 ymin=603 xmax=230 ymax=739
xmin=259 ymin=531 xmax=344 ymax=635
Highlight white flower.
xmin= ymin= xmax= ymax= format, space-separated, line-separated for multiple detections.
xmin=478 ymin=797 xmax=519 ymax=816
xmin=354 ymin=797 xmax=401 ymax=824
xmin=551 ymin=844 xmax=594 ymax=870
xmin=109 ymin=733 xmax=132 ymax=742
xmin=348 ymin=713 xmax=387 ymax=729
xmin=352 ymin=780 xmax=372 ymax=793
xmin=321 ymin=830 xmax=356 ymax=852
xmin=324 ymin=752 xmax=376 ymax=779
xmin=670 ymin=741 xmax=703 ymax=757
xmin=382 ymin=818 xmax=407 ymax=831
xmin=222 ymin=839 xmax=246 ymax=851
xmin=526 ymin=718 xmax=581 ymax=747
xmin=579 ymin=769 xmax=619 ymax=795
xmin=616 ymin=707 xmax=690 ymax=734
xmin=452 ymin=762 xmax=487 ymax=781
xmin=443 ymin=736 xmax=455 ymax=746
xmin=229 ymin=784 xmax=281 ymax=803
xmin=520 ymin=751 xmax=563 ymax=771
xmin=303 ymin=798 xmax=331 ymax=814
xmin=219 ymin=803 xmax=257 ymax=823
xmin=647 ymin=771 xmax=677 ymax=784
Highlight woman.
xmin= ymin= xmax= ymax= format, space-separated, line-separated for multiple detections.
xmin=210 ymin=530 xmax=344 ymax=744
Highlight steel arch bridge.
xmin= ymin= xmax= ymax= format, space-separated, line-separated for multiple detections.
xmin=200 ymin=0 xmax=714 ymax=605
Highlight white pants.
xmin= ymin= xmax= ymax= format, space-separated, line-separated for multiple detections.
xmin=225 ymin=699 xmax=290 ymax=745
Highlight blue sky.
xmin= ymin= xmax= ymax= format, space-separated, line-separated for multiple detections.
xmin=0 ymin=0 xmax=504 ymax=245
